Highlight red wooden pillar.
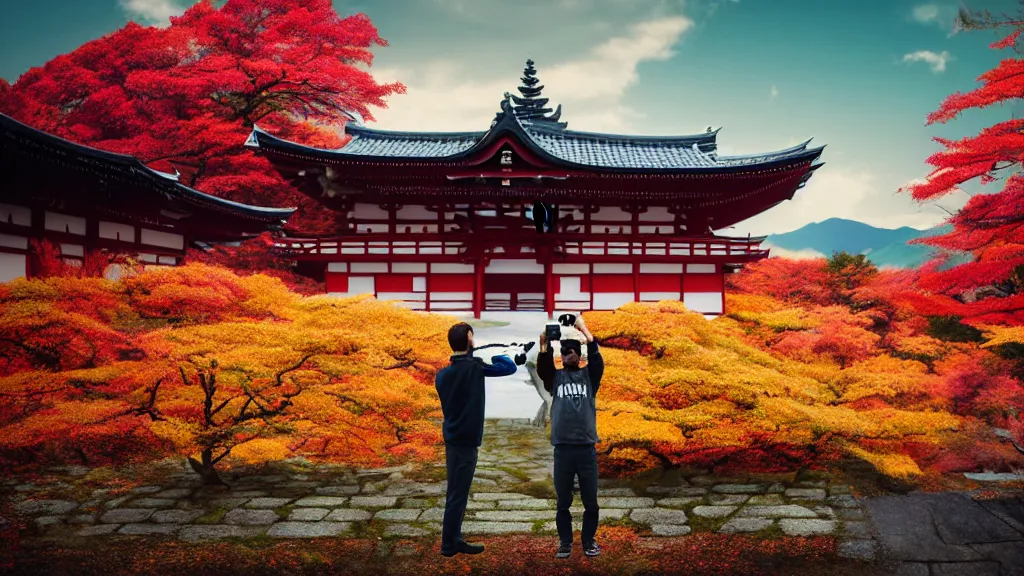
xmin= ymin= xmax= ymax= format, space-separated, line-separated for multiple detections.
xmin=633 ymin=262 xmax=640 ymax=303
xmin=473 ymin=258 xmax=484 ymax=319
xmin=589 ymin=263 xmax=594 ymax=312
xmin=544 ymin=255 xmax=554 ymax=319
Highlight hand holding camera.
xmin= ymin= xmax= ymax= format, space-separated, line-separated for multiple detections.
xmin=543 ymin=313 xmax=577 ymax=343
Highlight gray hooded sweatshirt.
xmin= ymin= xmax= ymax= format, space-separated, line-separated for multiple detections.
xmin=536 ymin=341 xmax=604 ymax=445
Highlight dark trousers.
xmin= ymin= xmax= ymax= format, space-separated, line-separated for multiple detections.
xmin=441 ymin=443 xmax=478 ymax=553
xmin=553 ymin=443 xmax=599 ymax=546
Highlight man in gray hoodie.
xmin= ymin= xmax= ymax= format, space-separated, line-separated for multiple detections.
xmin=536 ymin=315 xmax=604 ymax=559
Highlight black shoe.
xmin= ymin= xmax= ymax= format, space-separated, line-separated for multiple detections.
xmin=584 ymin=542 xmax=601 ymax=557
xmin=555 ymin=543 xmax=572 ymax=558
xmin=441 ymin=541 xmax=485 ymax=557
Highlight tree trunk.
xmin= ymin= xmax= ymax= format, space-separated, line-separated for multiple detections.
xmin=188 ymin=448 xmax=228 ymax=487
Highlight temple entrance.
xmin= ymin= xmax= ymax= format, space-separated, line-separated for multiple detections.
xmin=483 ymin=273 xmax=546 ymax=311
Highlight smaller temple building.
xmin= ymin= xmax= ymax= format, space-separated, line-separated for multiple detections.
xmin=0 ymin=113 xmax=295 ymax=282
xmin=247 ymin=60 xmax=825 ymax=318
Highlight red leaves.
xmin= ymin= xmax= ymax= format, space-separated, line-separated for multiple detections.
xmin=902 ymin=24 xmax=1024 ymax=326
xmin=927 ymin=58 xmax=1024 ymax=124
xmin=727 ymin=257 xmax=833 ymax=305
xmin=3 ymin=0 xmax=403 ymax=232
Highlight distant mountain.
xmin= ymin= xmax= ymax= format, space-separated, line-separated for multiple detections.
xmin=762 ymin=218 xmax=956 ymax=269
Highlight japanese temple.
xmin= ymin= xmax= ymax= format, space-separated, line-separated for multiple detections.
xmin=0 ymin=113 xmax=295 ymax=282
xmin=247 ymin=60 xmax=825 ymax=318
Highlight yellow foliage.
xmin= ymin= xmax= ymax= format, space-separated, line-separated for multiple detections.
xmin=596 ymin=411 xmax=686 ymax=445
xmin=231 ymin=438 xmax=293 ymax=463
xmin=846 ymin=445 xmax=923 ymax=478
xmin=980 ymin=325 xmax=1024 ymax=348
xmin=582 ymin=297 xmax=977 ymax=479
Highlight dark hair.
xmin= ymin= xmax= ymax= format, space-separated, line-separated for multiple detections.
xmin=447 ymin=322 xmax=473 ymax=351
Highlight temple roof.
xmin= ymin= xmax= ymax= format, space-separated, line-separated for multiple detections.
xmin=247 ymin=58 xmax=824 ymax=173
xmin=247 ymin=97 xmax=822 ymax=172
xmin=1 ymin=113 xmax=296 ymax=226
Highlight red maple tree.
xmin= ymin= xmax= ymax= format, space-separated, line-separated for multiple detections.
xmin=1 ymin=0 xmax=403 ymax=234
xmin=902 ymin=8 xmax=1024 ymax=325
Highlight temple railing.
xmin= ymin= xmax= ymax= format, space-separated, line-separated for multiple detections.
xmin=272 ymin=232 xmax=770 ymax=263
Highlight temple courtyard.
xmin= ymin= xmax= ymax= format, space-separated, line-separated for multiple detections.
xmin=4 ymin=418 xmax=1024 ymax=575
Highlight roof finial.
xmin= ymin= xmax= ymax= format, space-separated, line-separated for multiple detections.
xmin=509 ymin=59 xmax=567 ymax=130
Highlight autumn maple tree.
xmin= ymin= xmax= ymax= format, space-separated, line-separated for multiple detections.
xmin=0 ymin=0 xmax=403 ymax=234
xmin=0 ymin=264 xmax=451 ymax=483
xmin=900 ymin=5 xmax=1024 ymax=325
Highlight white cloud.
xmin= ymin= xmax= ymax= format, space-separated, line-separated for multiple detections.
xmin=760 ymin=243 xmax=826 ymax=260
xmin=119 ymin=0 xmax=187 ymax=25
xmin=902 ymin=50 xmax=952 ymax=73
xmin=912 ymin=4 xmax=939 ymax=24
xmin=729 ymin=167 xmax=953 ymax=237
xmin=770 ymin=85 xmax=779 ymax=101
xmin=370 ymin=16 xmax=693 ymax=133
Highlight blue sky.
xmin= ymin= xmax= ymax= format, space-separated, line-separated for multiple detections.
xmin=0 ymin=0 xmax=1018 ymax=239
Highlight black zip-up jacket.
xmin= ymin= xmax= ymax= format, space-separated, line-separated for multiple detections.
xmin=537 ymin=341 xmax=604 ymax=445
xmin=435 ymin=352 xmax=517 ymax=447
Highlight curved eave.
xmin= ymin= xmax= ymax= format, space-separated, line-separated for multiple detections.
xmin=345 ymin=124 xmax=487 ymax=140
xmin=248 ymin=115 xmax=823 ymax=174
xmin=175 ymin=185 xmax=297 ymax=220
xmin=2 ymin=113 xmax=295 ymax=224
xmin=528 ymin=122 xmax=720 ymax=146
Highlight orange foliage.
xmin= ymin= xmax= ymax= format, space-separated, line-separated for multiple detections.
xmin=584 ymin=292 xmax=1024 ymax=480
xmin=0 ymin=264 xmax=453 ymax=481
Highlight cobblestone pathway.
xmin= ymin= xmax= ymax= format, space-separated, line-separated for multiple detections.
xmin=6 ymin=419 xmax=878 ymax=563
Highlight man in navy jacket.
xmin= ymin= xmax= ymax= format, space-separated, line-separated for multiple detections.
xmin=435 ymin=322 xmax=517 ymax=557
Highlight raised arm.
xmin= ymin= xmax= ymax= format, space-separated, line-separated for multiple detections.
xmin=576 ymin=316 xmax=604 ymax=394
xmin=483 ymin=354 xmax=518 ymax=378
xmin=536 ymin=332 xmax=555 ymax=394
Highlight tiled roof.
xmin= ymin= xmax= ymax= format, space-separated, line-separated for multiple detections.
xmin=525 ymin=128 xmax=718 ymax=169
xmin=341 ymin=126 xmax=483 ymax=157
xmin=1 ymin=113 xmax=296 ymax=222
xmin=247 ymin=113 xmax=823 ymax=172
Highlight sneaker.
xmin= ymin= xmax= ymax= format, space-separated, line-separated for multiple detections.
xmin=441 ymin=540 xmax=485 ymax=557
xmin=583 ymin=542 xmax=601 ymax=557
xmin=555 ymin=543 xmax=572 ymax=558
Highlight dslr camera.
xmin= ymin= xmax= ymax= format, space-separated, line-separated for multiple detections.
xmin=544 ymin=313 xmax=577 ymax=343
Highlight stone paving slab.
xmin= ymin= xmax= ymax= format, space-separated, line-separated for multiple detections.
xmin=7 ymin=419 xmax=883 ymax=560
xmin=294 ymin=496 xmax=347 ymax=507
xmin=100 ymin=509 xmax=155 ymax=523
xmin=599 ymin=497 xmax=655 ymax=509
xmin=866 ymin=492 xmax=1024 ymax=574
xmin=325 ymin=509 xmax=372 ymax=522
xmin=77 ymin=524 xmax=119 ymax=536
xmin=461 ymin=521 xmax=535 ymax=534
xmin=629 ymin=508 xmax=689 ymax=525
xmin=384 ymin=523 xmax=429 ymax=537
xmin=178 ymin=525 xmax=266 ymax=541
xmin=245 ymin=497 xmax=293 ymax=508
xmin=119 ymin=523 xmax=180 ymax=535
xmin=151 ymin=510 xmax=204 ymax=524
xmin=737 ymin=505 xmax=816 ymax=518
xmin=692 ymin=505 xmax=736 ymax=519
xmin=223 ymin=509 xmax=279 ymax=525
xmin=652 ymin=525 xmax=692 ymax=536
xmin=779 ymin=519 xmax=836 ymax=536
xmin=655 ymin=497 xmax=702 ymax=507
xmin=375 ymin=509 xmax=422 ymax=521
xmin=348 ymin=496 xmax=398 ymax=508
xmin=267 ymin=521 xmax=350 ymax=538
xmin=288 ymin=508 xmax=329 ymax=521
xmin=720 ymin=518 xmax=774 ymax=533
